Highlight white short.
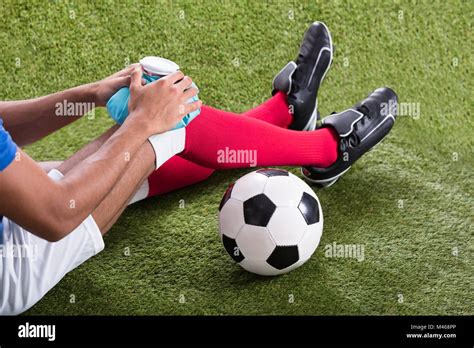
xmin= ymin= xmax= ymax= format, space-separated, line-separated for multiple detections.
xmin=0 ymin=169 xmax=104 ymax=315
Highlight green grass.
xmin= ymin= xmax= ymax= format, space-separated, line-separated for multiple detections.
xmin=0 ymin=0 xmax=472 ymax=315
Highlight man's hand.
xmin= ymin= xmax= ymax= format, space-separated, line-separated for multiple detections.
xmin=93 ymin=64 xmax=139 ymax=107
xmin=126 ymin=68 xmax=201 ymax=136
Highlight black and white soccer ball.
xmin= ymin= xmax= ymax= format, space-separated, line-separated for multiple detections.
xmin=218 ymin=168 xmax=323 ymax=276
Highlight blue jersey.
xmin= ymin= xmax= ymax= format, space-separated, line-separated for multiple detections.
xmin=0 ymin=118 xmax=17 ymax=244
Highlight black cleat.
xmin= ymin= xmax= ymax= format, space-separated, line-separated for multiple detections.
xmin=302 ymin=87 xmax=398 ymax=187
xmin=272 ymin=21 xmax=333 ymax=131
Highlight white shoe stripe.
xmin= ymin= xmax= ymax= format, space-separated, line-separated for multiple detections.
xmin=360 ymin=114 xmax=395 ymax=143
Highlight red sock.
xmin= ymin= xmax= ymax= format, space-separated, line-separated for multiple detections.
xmin=180 ymin=106 xmax=339 ymax=169
xmin=146 ymin=155 xmax=214 ymax=196
xmin=146 ymin=93 xmax=294 ymax=196
xmin=145 ymin=93 xmax=338 ymax=196
xmin=240 ymin=92 xmax=292 ymax=128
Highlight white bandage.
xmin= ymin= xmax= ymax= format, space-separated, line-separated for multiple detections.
xmin=147 ymin=127 xmax=186 ymax=170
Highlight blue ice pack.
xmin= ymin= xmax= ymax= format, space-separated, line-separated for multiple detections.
xmin=106 ymin=70 xmax=200 ymax=129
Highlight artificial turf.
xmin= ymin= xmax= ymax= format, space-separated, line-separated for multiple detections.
xmin=0 ymin=0 xmax=472 ymax=315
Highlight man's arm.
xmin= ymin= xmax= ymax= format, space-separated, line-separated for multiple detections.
xmin=0 ymin=123 xmax=145 ymax=241
xmin=0 ymin=84 xmax=96 ymax=146
xmin=0 ymin=69 xmax=200 ymax=242
xmin=0 ymin=65 xmax=136 ymax=146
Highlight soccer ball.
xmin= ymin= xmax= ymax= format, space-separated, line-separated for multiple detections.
xmin=218 ymin=168 xmax=323 ymax=276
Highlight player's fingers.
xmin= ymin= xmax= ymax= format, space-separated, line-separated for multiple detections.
xmin=183 ymin=100 xmax=202 ymax=115
xmin=162 ymin=71 xmax=185 ymax=85
xmin=117 ymin=75 xmax=131 ymax=88
xmin=115 ymin=63 xmax=139 ymax=78
xmin=175 ymin=76 xmax=193 ymax=91
xmin=130 ymin=67 xmax=142 ymax=92
xmin=183 ymin=87 xmax=199 ymax=100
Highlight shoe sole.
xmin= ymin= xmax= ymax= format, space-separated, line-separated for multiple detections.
xmin=302 ymin=21 xmax=334 ymax=132
xmin=301 ymin=166 xmax=351 ymax=187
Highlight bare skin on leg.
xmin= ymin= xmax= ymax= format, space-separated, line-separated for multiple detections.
xmin=40 ymin=125 xmax=155 ymax=235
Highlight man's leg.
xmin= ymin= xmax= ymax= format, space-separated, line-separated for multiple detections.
xmin=49 ymin=87 xmax=333 ymax=234
xmin=49 ymin=126 xmax=207 ymax=234
xmin=91 ymin=141 xmax=155 ymax=233
xmin=145 ymin=91 xmax=293 ymax=196
xmin=55 ymin=125 xmax=120 ymax=174
xmin=40 ymin=87 xmax=330 ymax=234
xmin=57 ymin=132 xmax=154 ymax=233
xmin=42 ymin=125 xmax=151 ymax=233
xmin=58 ymin=94 xmax=330 ymax=231
xmin=239 ymin=91 xmax=292 ymax=128
xmin=41 ymin=85 xmax=320 ymax=230
xmin=44 ymin=91 xmax=294 ymax=200
xmin=180 ymin=105 xmax=339 ymax=169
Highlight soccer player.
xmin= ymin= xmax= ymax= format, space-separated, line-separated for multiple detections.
xmin=0 ymin=22 xmax=397 ymax=315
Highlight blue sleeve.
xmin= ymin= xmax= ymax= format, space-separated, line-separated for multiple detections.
xmin=0 ymin=118 xmax=17 ymax=171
